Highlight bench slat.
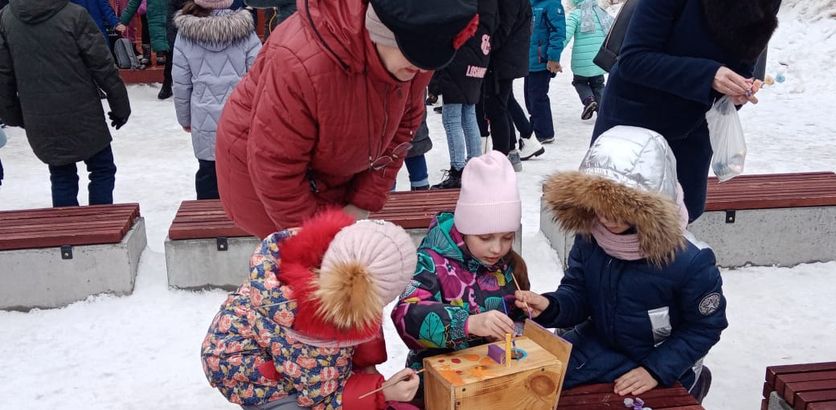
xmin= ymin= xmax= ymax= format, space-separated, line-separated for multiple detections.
xmin=787 ymin=380 xmax=836 ymax=406
xmin=559 ymin=383 xmax=701 ymax=409
xmin=777 ymin=372 xmax=836 ymax=397
xmin=0 ymin=204 xmax=140 ymax=251
xmin=807 ymin=401 xmax=836 ymax=410
xmin=797 ymin=391 xmax=836 ymax=410
xmin=705 ymin=172 xmax=836 ymax=210
xmin=767 ymin=363 xmax=836 ymax=387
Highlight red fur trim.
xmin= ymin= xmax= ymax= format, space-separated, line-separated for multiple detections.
xmin=278 ymin=209 xmax=381 ymax=342
xmin=452 ymin=14 xmax=479 ymax=50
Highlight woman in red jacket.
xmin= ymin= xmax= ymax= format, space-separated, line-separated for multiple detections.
xmin=215 ymin=0 xmax=480 ymax=238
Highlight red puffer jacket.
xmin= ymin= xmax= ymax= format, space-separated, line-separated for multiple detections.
xmin=215 ymin=0 xmax=431 ymax=238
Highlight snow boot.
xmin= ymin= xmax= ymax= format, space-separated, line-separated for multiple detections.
xmin=518 ymin=137 xmax=545 ymax=160
xmin=581 ymin=97 xmax=598 ymax=120
xmin=431 ymin=167 xmax=463 ymax=189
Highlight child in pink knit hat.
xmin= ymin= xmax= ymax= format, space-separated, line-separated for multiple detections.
xmin=202 ymin=209 xmax=422 ymax=410
xmin=391 ymin=150 xmax=531 ymax=402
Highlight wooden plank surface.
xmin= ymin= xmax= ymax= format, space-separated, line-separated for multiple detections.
xmin=797 ymin=391 xmax=836 ymax=410
xmin=767 ymin=362 xmax=836 ymax=386
xmin=558 ymin=383 xmax=702 ymax=409
xmin=705 ymin=172 xmax=836 ymax=211
xmin=787 ymin=380 xmax=836 ymax=406
xmin=0 ymin=203 xmax=140 ymax=250
xmin=776 ymin=372 xmax=836 ymax=398
xmin=169 ymin=191 xmax=461 ymax=240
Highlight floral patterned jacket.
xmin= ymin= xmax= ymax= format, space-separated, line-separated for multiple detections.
xmin=201 ymin=230 xmax=386 ymax=409
xmin=391 ymin=213 xmax=525 ymax=370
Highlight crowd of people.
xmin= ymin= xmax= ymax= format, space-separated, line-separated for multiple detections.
xmin=0 ymin=0 xmax=782 ymax=408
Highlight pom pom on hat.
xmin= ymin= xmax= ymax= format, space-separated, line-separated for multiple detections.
xmin=314 ymin=219 xmax=417 ymax=331
xmin=454 ymin=151 xmax=521 ymax=235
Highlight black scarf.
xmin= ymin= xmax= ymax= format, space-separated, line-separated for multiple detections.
xmin=701 ymin=0 xmax=780 ymax=63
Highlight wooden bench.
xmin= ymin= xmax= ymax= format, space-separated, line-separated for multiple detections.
xmin=0 ymin=204 xmax=146 ymax=310
xmin=558 ymin=383 xmax=704 ymax=409
xmin=165 ymin=190 xmax=526 ymax=290
xmin=763 ymin=362 xmax=836 ymax=410
xmin=541 ymin=172 xmax=836 ymax=268
xmin=118 ymin=66 xmax=164 ymax=84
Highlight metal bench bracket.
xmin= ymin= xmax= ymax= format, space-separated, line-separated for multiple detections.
xmin=216 ymin=237 xmax=229 ymax=252
xmin=725 ymin=210 xmax=736 ymax=224
xmin=60 ymin=245 xmax=73 ymax=260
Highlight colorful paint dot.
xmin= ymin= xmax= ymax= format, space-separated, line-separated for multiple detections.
xmin=455 ymin=370 xmax=463 ymax=374
xmin=463 ymin=354 xmax=481 ymax=362
xmin=437 ymin=359 xmax=445 ymax=363
xmin=451 ymin=358 xmax=462 ymax=364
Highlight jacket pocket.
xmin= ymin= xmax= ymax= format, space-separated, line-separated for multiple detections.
xmin=647 ymin=306 xmax=671 ymax=346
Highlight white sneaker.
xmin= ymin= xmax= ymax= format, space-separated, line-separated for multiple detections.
xmin=518 ymin=137 xmax=545 ymax=160
xmin=507 ymin=150 xmax=523 ymax=172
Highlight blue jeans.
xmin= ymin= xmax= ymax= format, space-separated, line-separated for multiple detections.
xmin=48 ymin=144 xmax=116 ymax=207
xmin=572 ymin=74 xmax=605 ymax=105
xmin=442 ymin=103 xmax=482 ymax=170
xmin=405 ymin=155 xmax=429 ymax=188
xmin=196 ymin=159 xmax=219 ymax=200
xmin=524 ymin=70 xmax=555 ymax=141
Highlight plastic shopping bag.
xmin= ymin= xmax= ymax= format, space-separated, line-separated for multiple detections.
xmin=706 ymin=96 xmax=746 ymax=182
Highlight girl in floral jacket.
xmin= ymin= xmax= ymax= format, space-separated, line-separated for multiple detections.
xmin=202 ymin=210 xmax=420 ymax=410
xmin=391 ymin=151 xmax=530 ymax=381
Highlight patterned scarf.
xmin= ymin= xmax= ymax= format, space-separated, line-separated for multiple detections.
xmin=579 ymin=0 xmax=614 ymax=34
xmin=591 ymin=185 xmax=689 ymax=261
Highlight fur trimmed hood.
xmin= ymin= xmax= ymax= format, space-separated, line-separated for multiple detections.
xmin=701 ymin=0 xmax=779 ymax=63
xmin=542 ymin=127 xmax=686 ymax=265
xmin=174 ymin=9 xmax=255 ymax=46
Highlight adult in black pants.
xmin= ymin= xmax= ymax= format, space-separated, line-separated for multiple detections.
xmin=483 ymin=0 xmax=530 ymax=170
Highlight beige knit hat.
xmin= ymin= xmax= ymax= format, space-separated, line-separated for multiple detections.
xmin=314 ymin=219 xmax=417 ymax=330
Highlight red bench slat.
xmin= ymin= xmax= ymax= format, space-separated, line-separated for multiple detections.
xmin=705 ymin=172 xmax=836 ymax=211
xmin=797 ymin=391 xmax=836 ymax=410
xmin=0 ymin=203 xmax=140 ymax=251
xmin=558 ymin=383 xmax=702 ymax=409
xmin=765 ymin=362 xmax=836 ymax=410
xmin=168 ymin=191 xmax=461 ymax=240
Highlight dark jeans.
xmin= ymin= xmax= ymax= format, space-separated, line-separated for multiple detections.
xmin=524 ymin=70 xmax=555 ymax=141
xmin=162 ymin=35 xmax=175 ymax=89
xmin=49 ymin=145 xmax=116 ymax=207
xmin=572 ymin=74 xmax=606 ymax=105
xmin=484 ymin=75 xmax=514 ymax=154
xmin=196 ymin=159 xmax=219 ymax=200
xmin=0 ymin=156 xmax=4 ymax=186
xmin=405 ymin=155 xmax=429 ymax=188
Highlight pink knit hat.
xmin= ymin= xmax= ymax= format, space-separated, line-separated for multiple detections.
xmin=315 ymin=220 xmax=417 ymax=330
xmin=454 ymin=150 xmax=521 ymax=235
xmin=195 ymin=0 xmax=233 ymax=9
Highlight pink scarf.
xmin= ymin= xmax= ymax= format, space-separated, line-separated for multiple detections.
xmin=591 ymin=185 xmax=690 ymax=261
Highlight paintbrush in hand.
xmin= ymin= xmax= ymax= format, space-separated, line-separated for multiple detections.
xmin=357 ymin=369 xmax=425 ymax=400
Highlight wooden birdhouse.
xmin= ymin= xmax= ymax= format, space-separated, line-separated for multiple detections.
xmin=423 ymin=319 xmax=572 ymax=410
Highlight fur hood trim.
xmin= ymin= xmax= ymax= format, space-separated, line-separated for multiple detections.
xmin=543 ymin=171 xmax=685 ymax=265
xmin=701 ymin=0 xmax=778 ymax=62
xmin=278 ymin=210 xmax=380 ymax=343
xmin=174 ymin=9 xmax=255 ymax=45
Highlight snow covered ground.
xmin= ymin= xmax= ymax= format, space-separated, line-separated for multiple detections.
xmin=0 ymin=3 xmax=834 ymax=409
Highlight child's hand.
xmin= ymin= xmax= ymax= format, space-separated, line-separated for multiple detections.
xmin=382 ymin=368 xmax=420 ymax=402
xmin=514 ymin=291 xmax=550 ymax=318
xmin=614 ymin=367 xmax=659 ymax=396
xmin=467 ymin=310 xmax=515 ymax=340
xmin=547 ymin=60 xmax=562 ymax=73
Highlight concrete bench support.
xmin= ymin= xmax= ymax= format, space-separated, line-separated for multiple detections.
xmin=0 ymin=217 xmax=146 ymax=310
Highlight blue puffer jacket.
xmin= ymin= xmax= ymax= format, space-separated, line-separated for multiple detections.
xmin=70 ymin=0 xmax=119 ymax=40
xmin=536 ymin=235 xmax=727 ymax=389
xmin=528 ymin=0 xmax=566 ymax=73
xmin=537 ymin=126 xmax=729 ymax=391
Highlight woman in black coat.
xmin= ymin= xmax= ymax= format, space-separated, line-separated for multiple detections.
xmin=592 ymin=0 xmax=780 ymax=222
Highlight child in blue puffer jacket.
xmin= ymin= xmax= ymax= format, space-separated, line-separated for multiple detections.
xmin=563 ymin=0 xmax=612 ymax=120
xmin=525 ymin=0 xmax=566 ymax=144
xmin=515 ymin=126 xmax=727 ymax=403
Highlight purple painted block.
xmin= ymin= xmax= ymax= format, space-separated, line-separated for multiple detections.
xmin=487 ymin=344 xmax=506 ymax=364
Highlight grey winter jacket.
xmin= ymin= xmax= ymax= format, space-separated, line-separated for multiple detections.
xmin=0 ymin=0 xmax=130 ymax=166
xmin=172 ymin=9 xmax=261 ymax=161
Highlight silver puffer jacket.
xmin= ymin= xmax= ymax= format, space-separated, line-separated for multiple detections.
xmin=579 ymin=125 xmax=679 ymax=203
